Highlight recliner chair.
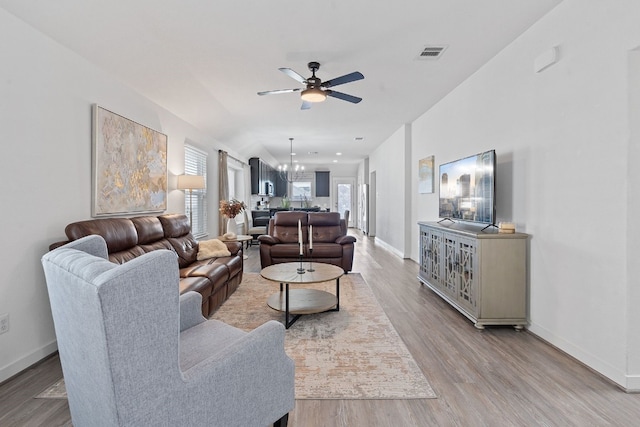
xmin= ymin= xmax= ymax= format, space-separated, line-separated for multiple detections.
xmin=258 ymin=211 xmax=356 ymax=272
xmin=41 ymin=235 xmax=294 ymax=427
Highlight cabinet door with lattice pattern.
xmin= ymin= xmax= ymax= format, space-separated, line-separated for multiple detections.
xmin=442 ymin=235 xmax=458 ymax=298
xmin=419 ymin=227 xmax=443 ymax=291
xmin=456 ymin=236 xmax=477 ymax=312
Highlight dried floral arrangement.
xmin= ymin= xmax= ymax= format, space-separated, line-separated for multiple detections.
xmin=219 ymin=199 xmax=246 ymax=218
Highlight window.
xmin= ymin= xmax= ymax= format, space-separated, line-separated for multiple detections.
xmin=184 ymin=144 xmax=208 ymax=238
xmin=291 ymin=181 xmax=312 ymax=201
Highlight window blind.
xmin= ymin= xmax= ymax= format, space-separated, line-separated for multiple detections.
xmin=184 ymin=144 xmax=208 ymax=238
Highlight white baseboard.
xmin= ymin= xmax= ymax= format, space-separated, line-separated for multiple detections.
xmin=374 ymin=237 xmax=405 ymax=259
xmin=624 ymin=375 xmax=640 ymax=392
xmin=527 ymin=323 xmax=630 ymax=391
xmin=0 ymin=340 xmax=58 ymax=383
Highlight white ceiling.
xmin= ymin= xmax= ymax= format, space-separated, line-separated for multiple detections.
xmin=1 ymin=0 xmax=562 ymax=167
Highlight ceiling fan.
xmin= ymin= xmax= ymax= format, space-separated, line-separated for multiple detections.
xmin=257 ymin=61 xmax=364 ymax=110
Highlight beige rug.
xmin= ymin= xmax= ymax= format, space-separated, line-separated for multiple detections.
xmin=213 ymin=272 xmax=436 ymax=400
xmin=37 ymin=273 xmax=436 ymax=401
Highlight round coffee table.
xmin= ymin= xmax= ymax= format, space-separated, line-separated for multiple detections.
xmin=261 ymin=262 xmax=344 ymax=328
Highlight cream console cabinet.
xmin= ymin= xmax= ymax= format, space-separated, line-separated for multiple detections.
xmin=418 ymin=222 xmax=528 ymax=330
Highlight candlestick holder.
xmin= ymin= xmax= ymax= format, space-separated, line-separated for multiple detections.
xmin=307 ymin=248 xmax=315 ymax=272
xmin=297 ymin=254 xmax=306 ymax=274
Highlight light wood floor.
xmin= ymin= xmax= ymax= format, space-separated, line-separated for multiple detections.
xmin=2 ymin=230 xmax=640 ymax=426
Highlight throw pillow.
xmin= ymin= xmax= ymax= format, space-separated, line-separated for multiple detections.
xmin=197 ymin=239 xmax=231 ymax=260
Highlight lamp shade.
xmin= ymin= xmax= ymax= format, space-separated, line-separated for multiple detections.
xmin=177 ymin=175 xmax=205 ymax=190
xmin=300 ymin=87 xmax=327 ymax=102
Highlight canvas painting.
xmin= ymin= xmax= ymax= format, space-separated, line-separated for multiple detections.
xmin=92 ymin=105 xmax=167 ymax=216
xmin=418 ymin=156 xmax=434 ymax=194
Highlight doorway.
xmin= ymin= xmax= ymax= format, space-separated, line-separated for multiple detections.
xmin=332 ymin=177 xmax=355 ymax=227
xmin=369 ymin=171 xmax=376 ymax=237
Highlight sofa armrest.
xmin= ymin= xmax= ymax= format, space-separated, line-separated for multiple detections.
xmin=224 ymin=241 xmax=242 ymax=256
xmin=258 ymin=235 xmax=280 ymax=245
xmin=335 ymin=235 xmax=357 ymax=245
xmin=180 ymin=291 xmax=206 ymax=331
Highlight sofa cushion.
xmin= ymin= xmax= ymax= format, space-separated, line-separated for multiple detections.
xmin=138 ymin=239 xmax=175 ymax=254
xmin=181 ymin=262 xmax=229 ymax=294
xmin=131 ymin=216 xmax=165 ymax=244
xmin=65 ymin=218 xmax=138 ymax=254
xmin=210 ymin=256 xmax=243 ymax=280
xmin=178 ymin=276 xmax=212 ymax=299
xmin=307 ymin=242 xmax=343 ymax=258
xmin=272 ymin=211 xmax=308 ymax=244
xmin=159 ymin=213 xmax=192 ymax=238
xmin=270 ymin=243 xmax=304 ymax=258
xmin=109 ymin=247 xmax=146 ymax=264
xmin=309 ymin=212 xmax=342 ymax=243
xmin=159 ymin=214 xmax=198 ymax=267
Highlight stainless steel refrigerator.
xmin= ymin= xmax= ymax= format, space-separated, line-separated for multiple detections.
xmin=359 ymin=184 xmax=369 ymax=234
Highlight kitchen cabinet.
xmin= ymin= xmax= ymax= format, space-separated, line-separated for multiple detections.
xmin=249 ymin=157 xmax=275 ymax=196
xmin=315 ymin=171 xmax=330 ymax=197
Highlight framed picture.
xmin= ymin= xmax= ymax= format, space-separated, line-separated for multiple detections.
xmin=418 ymin=155 xmax=434 ymax=194
xmin=92 ymin=105 xmax=168 ymax=216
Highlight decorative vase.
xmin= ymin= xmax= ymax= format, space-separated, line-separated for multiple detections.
xmin=226 ymin=217 xmax=236 ymax=235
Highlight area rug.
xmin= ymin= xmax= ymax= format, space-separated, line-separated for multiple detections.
xmin=212 ymin=272 xmax=436 ymax=400
xmin=37 ymin=273 xmax=436 ymax=401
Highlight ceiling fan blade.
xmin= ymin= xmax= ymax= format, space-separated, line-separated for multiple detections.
xmin=321 ymin=71 xmax=364 ymax=88
xmin=301 ymin=101 xmax=312 ymax=110
xmin=326 ymin=90 xmax=362 ymax=104
xmin=257 ymin=88 xmax=302 ymax=96
xmin=279 ymin=68 xmax=307 ymax=84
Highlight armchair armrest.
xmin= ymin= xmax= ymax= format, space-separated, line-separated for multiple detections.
xmin=180 ymin=291 xmax=206 ymax=332
xmin=181 ymin=320 xmax=291 ymax=382
xmin=258 ymin=235 xmax=280 ymax=245
xmin=335 ymin=235 xmax=357 ymax=245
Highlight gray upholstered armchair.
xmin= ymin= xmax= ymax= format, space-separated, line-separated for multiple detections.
xmin=41 ymin=235 xmax=294 ymax=427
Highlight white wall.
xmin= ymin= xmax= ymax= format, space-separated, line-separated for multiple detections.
xmin=397 ymin=0 xmax=639 ymax=389
xmin=369 ymin=125 xmax=410 ymax=257
xmin=0 ymin=9 xmax=234 ymax=381
xmin=627 ymin=48 xmax=640 ymax=386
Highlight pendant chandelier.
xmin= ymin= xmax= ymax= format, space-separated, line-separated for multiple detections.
xmin=278 ymin=138 xmax=305 ymax=184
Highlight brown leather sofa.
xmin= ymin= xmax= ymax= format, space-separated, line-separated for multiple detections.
xmin=50 ymin=213 xmax=243 ymax=317
xmin=258 ymin=211 xmax=356 ymax=272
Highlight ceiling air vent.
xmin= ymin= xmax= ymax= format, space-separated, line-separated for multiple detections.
xmin=416 ymin=45 xmax=447 ymax=60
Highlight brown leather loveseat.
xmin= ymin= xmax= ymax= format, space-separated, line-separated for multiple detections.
xmin=258 ymin=211 xmax=356 ymax=272
xmin=51 ymin=213 xmax=243 ymax=317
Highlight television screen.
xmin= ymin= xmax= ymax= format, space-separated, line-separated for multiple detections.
xmin=438 ymin=150 xmax=496 ymax=225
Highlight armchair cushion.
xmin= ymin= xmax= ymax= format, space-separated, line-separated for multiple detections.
xmin=179 ymin=292 xmax=206 ymax=332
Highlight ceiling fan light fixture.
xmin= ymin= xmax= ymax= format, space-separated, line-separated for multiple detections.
xmin=301 ymin=87 xmax=327 ymax=102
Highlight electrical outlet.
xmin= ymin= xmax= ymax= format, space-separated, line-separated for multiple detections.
xmin=0 ymin=313 xmax=9 ymax=335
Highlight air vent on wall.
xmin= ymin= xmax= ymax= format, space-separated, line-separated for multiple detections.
xmin=416 ymin=45 xmax=447 ymax=60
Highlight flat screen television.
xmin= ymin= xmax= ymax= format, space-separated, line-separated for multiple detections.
xmin=438 ymin=150 xmax=496 ymax=225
